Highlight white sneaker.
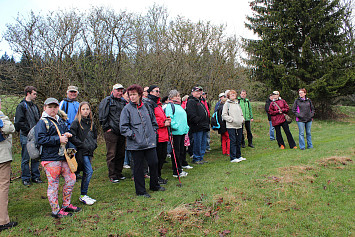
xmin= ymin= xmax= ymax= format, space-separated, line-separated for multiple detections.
xmin=231 ymin=158 xmax=242 ymax=163
xmin=123 ymin=165 xmax=131 ymax=169
xmin=239 ymin=157 xmax=246 ymax=161
xmin=173 ymin=171 xmax=188 ymax=177
xmin=166 ymin=154 xmax=172 ymax=158
xmin=182 ymin=165 xmax=193 ymax=169
xmin=79 ymin=195 xmax=95 ymax=205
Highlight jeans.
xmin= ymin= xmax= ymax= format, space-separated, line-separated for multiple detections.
xmin=124 ymin=149 xmax=131 ymax=166
xmin=228 ymin=128 xmax=242 ymax=160
xmin=206 ymin=131 xmax=211 ymax=150
xmin=20 ymin=133 xmax=40 ymax=181
xmin=269 ymin=121 xmax=275 ymax=140
xmin=192 ymin=131 xmax=207 ymax=162
xmin=81 ymin=156 xmax=93 ymax=195
xmin=297 ymin=121 xmax=313 ymax=149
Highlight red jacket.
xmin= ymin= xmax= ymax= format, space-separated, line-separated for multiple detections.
xmin=268 ymin=99 xmax=289 ymax=126
xmin=154 ymin=100 xmax=169 ymax=143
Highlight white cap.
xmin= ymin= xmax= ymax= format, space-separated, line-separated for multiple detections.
xmin=113 ymin=84 xmax=124 ymax=90
xmin=219 ymin=93 xmax=225 ymax=98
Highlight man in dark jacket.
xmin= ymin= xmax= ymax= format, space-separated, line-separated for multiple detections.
xmin=265 ymin=94 xmax=275 ymax=141
xmin=99 ymin=84 xmax=127 ymax=183
xmin=14 ymin=86 xmax=42 ymax=186
xmin=186 ymin=86 xmax=210 ymax=164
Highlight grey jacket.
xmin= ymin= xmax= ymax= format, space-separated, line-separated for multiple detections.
xmin=0 ymin=111 xmax=16 ymax=164
xmin=119 ymin=101 xmax=158 ymax=151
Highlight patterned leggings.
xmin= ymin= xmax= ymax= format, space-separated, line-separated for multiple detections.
xmin=42 ymin=161 xmax=76 ymax=213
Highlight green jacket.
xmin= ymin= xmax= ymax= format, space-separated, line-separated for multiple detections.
xmin=238 ymin=97 xmax=253 ymax=121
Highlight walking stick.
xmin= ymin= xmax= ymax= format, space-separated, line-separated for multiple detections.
xmin=168 ymin=126 xmax=182 ymax=187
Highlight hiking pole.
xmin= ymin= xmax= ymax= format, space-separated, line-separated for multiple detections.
xmin=168 ymin=126 xmax=182 ymax=187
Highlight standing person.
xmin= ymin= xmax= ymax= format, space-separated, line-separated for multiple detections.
xmin=214 ymin=93 xmax=226 ymax=113
xmin=186 ymin=86 xmax=210 ymax=164
xmin=69 ymin=102 xmax=98 ymax=205
xmin=14 ymin=86 xmax=42 ymax=186
xmin=59 ymin=86 xmax=80 ymax=129
xmin=292 ymin=88 xmax=315 ymax=150
xmin=165 ymin=90 xmax=191 ymax=178
xmin=0 ymin=99 xmax=18 ymax=231
xmin=265 ymin=94 xmax=275 ymax=141
xmin=143 ymin=87 xmax=149 ymax=98
xmin=238 ymin=90 xmax=254 ymax=148
xmin=36 ymin=98 xmax=81 ymax=218
xmin=144 ymin=85 xmax=171 ymax=184
xmin=201 ymin=91 xmax=211 ymax=152
xmin=120 ymin=84 xmax=165 ymax=198
xmin=222 ymin=90 xmax=246 ymax=163
xmin=217 ymin=97 xmax=229 ymax=155
xmin=99 ymin=84 xmax=127 ymax=183
xmin=268 ymin=91 xmax=297 ymax=149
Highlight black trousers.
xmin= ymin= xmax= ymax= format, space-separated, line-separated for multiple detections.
xmin=131 ymin=148 xmax=160 ymax=195
xmin=156 ymin=142 xmax=167 ymax=177
xmin=171 ymin=135 xmax=184 ymax=175
xmin=274 ymin=121 xmax=296 ymax=148
xmin=241 ymin=121 xmax=253 ymax=146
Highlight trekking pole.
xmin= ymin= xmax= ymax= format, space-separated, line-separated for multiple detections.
xmin=168 ymin=126 xmax=182 ymax=187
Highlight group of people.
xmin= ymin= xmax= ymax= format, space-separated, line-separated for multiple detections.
xmin=0 ymin=84 xmax=315 ymax=231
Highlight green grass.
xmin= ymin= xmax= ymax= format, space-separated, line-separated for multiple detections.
xmin=2 ymin=103 xmax=354 ymax=236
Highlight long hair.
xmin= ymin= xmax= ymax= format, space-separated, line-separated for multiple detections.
xmin=74 ymin=101 xmax=93 ymax=130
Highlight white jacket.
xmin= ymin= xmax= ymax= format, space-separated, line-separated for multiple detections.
xmin=0 ymin=111 xmax=16 ymax=164
xmin=222 ymin=99 xmax=244 ymax=129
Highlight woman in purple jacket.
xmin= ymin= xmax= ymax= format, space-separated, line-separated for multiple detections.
xmin=292 ymin=88 xmax=315 ymax=150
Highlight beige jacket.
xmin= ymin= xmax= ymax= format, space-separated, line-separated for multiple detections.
xmin=222 ymin=99 xmax=244 ymax=129
xmin=0 ymin=111 xmax=16 ymax=164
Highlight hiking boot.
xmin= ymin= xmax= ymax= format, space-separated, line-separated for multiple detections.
xmin=0 ymin=222 xmax=18 ymax=231
xmin=158 ymin=177 xmax=168 ymax=185
xmin=63 ymin=204 xmax=81 ymax=213
xmin=280 ymin=145 xmax=285 ymax=149
xmin=51 ymin=208 xmax=73 ymax=218
xmin=79 ymin=195 xmax=96 ymax=205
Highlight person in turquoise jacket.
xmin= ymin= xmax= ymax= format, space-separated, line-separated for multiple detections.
xmin=165 ymin=89 xmax=191 ymax=178
xmin=238 ymin=90 xmax=254 ymax=148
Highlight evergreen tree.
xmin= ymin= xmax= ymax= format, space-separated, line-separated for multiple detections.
xmin=243 ymin=0 xmax=354 ymax=114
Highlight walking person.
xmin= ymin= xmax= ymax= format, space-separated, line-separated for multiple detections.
xmin=0 ymin=98 xmax=18 ymax=231
xmin=120 ymin=85 xmax=165 ymax=198
xmin=222 ymin=90 xmax=246 ymax=163
xmin=265 ymin=94 xmax=275 ymax=141
xmin=268 ymin=91 xmax=297 ymax=149
xmin=99 ymin=84 xmax=127 ymax=183
xmin=14 ymin=86 xmax=42 ymax=186
xmin=238 ymin=90 xmax=254 ymax=148
xmin=36 ymin=98 xmax=81 ymax=218
xmin=292 ymin=88 xmax=315 ymax=150
xmin=69 ymin=102 xmax=98 ymax=205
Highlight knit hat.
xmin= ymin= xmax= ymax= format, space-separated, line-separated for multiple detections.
xmin=147 ymin=85 xmax=159 ymax=93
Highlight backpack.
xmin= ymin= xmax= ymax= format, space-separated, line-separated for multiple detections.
xmin=27 ymin=118 xmax=50 ymax=160
xmin=163 ymin=102 xmax=176 ymax=115
xmin=211 ymin=111 xmax=220 ymax=130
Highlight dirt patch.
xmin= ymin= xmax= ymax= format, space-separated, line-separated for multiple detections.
xmin=262 ymin=165 xmax=316 ymax=184
xmin=317 ymin=156 xmax=353 ymax=167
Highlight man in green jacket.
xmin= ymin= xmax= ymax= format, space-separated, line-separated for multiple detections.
xmin=238 ymin=90 xmax=254 ymax=148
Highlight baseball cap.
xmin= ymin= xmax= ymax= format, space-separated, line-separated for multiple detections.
xmin=219 ymin=93 xmax=225 ymax=98
xmin=272 ymin=91 xmax=280 ymax=95
xmin=191 ymin=86 xmax=203 ymax=92
xmin=44 ymin=98 xmax=59 ymax=105
xmin=67 ymin=86 xmax=78 ymax=92
xmin=113 ymin=84 xmax=124 ymax=90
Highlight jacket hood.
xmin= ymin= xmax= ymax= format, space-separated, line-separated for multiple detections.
xmin=41 ymin=111 xmax=59 ymax=121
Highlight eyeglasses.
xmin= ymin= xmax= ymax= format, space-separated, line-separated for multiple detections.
xmin=153 ymin=90 xmax=160 ymax=93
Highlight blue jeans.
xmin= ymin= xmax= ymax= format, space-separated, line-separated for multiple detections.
xmin=206 ymin=131 xmax=211 ymax=150
xmin=297 ymin=121 xmax=313 ymax=149
xmin=81 ymin=156 xmax=93 ymax=195
xmin=20 ymin=133 xmax=40 ymax=181
xmin=227 ymin=128 xmax=242 ymax=160
xmin=192 ymin=131 xmax=207 ymax=162
xmin=269 ymin=121 xmax=275 ymax=140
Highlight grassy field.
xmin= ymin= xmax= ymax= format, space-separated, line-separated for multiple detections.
xmin=2 ymin=102 xmax=354 ymax=236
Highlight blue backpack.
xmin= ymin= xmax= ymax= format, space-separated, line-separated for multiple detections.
xmin=211 ymin=111 xmax=220 ymax=130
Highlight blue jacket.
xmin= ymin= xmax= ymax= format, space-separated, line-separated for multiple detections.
xmin=164 ymin=103 xmax=189 ymax=136
xmin=59 ymin=99 xmax=79 ymax=129
xmin=35 ymin=114 xmax=69 ymax=161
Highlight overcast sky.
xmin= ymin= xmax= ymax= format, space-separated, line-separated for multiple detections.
xmin=0 ymin=0 xmax=257 ymax=59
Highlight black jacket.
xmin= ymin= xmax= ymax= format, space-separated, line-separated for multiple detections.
xmin=69 ymin=117 xmax=98 ymax=157
xmin=292 ymin=97 xmax=315 ymax=122
xmin=217 ymin=103 xmax=227 ymax=134
xmin=14 ymin=99 xmax=41 ymax=136
xmin=185 ymin=96 xmax=210 ymax=133
xmin=98 ymin=94 xmax=127 ymax=135
xmin=265 ymin=98 xmax=273 ymax=121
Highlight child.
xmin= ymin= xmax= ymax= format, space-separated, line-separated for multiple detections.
xmin=70 ymin=102 xmax=97 ymax=205
xmin=35 ymin=98 xmax=81 ymax=218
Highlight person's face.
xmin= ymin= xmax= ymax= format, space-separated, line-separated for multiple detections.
xmin=273 ymin=94 xmax=279 ymax=100
xmin=299 ymin=90 xmax=306 ymax=98
xmin=112 ymin=88 xmax=124 ymax=98
xmin=150 ymin=87 xmax=160 ymax=97
xmin=229 ymin=93 xmax=237 ymax=100
xmin=44 ymin=104 xmax=59 ymax=118
xmin=269 ymin=95 xmax=273 ymax=100
xmin=240 ymin=91 xmax=247 ymax=99
xmin=67 ymin=90 xmax=78 ymax=100
xmin=192 ymin=90 xmax=202 ymax=98
xmin=202 ymin=93 xmax=207 ymax=99
xmin=123 ymin=92 xmax=129 ymax=101
xmin=143 ymin=87 xmax=149 ymax=98
xmin=80 ymin=104 xmax=91 ymax=117
xmin=129 ymin=90 xmax=141 ymax=103
xmin=171 ymin=94 xmax=181 ymax=102
xmin=28 ymin=90 xmax=37 ymax=101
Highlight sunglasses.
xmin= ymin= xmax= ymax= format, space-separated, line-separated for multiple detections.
xmin=153 ymin=90 xmax=160 ymax=93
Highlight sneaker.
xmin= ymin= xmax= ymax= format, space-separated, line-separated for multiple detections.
xmin=231 ymin=158 xmax=242 ymax=163
xmin=182 ymin=165 xmax=193 ymax=169
xmin=239 ymin=157 xmax=247 ymax=161
xmin=123 ymin=165 xmax=131 ymax=169
xmin=173 ymin=171 xmax=188 ymax=177
xmin=118 ymin=176 xmax=126 ymax=180
xmin=280 ymin=145 xmax=285 ymax=149
xmin=63 ymin=204 xmax=81 ymax=213
xmin=79 ymin=195 xmax=95 ymax=205
xmin=166 ymin=154 xmax=172 ymax=159
xmin=158 ymin=177 xmax=168 ymax=185
xmin=0 ymin=222 xmax=18 ymax=231
xmin=32 ymin=178 xmax=43 ymax=184
xmin=52 ymin=208 xmax=73 ymax=218
xmin=110 ymin=178 xmax=120 ymax=183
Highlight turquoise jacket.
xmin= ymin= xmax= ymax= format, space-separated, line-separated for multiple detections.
xmin=238 ymin=97 xmax=253 ymax=121
xmin=164 ymin=103 xmax=189 ymax=135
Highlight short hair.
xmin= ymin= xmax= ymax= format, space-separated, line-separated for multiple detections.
xmin=240 ymin=89 xmax=246 ymax=94
xmin=299 ymin=88 xmax=307 ymax=94
xmin=127 ymin=84 xmax=143 ymax=97
xmin=24 ymin=86 xmax=37 ymax=96
xmin=168 ymin=89 xmax=180 ymax=99
xmin=227 ymin=90 xmax=237 ymax=99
